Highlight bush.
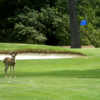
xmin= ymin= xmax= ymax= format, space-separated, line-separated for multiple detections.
xmin=80 ymin=23 xmax=100 ymax=47
xmin=7 ymin=6 xmax=70 ymax=45
xmin=8 ymin=7 xmax=47 ymax=44
xmin=39 ymin=7 xmax=70 ymax=45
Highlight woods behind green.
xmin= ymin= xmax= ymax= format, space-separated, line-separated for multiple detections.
xmin=0 ymin=0 xmax=100 ymax=47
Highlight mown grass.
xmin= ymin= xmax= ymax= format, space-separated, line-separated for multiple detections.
xmin=0 ymin=57 xmax=100 ymax=100
xmin=0 ymin=43 xmax=100 ymax=100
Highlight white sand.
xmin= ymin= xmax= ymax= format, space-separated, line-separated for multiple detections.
xmin=0 ymin=53 xmax=81 ymax=60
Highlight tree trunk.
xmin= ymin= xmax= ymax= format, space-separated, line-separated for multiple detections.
xmin=68 ymin=0 xmax=81 ymax=48
xmin=49 ymin=0 xmax=56 ymax=7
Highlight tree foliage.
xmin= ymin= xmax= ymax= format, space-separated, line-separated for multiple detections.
xmin=6 ymin=7 xmax=70 ymax=45
xmin=0 ymin=0 xmax=100 ymax=47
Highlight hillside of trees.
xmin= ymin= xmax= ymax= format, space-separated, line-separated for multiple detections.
xmin=0 ymin=0 xmax=100 ymax=47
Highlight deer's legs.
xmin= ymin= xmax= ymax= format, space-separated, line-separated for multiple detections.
xmin=4 ymin=64 xmax=9 ymax=77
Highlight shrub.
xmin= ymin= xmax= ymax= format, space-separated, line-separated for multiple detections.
xmin=7 ymin=6 xmax=70 ymax=45
xmin=80 ymin=23 xmax=100 ymax=47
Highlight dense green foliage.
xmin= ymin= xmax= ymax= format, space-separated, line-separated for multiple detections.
xmin=0 ymin=0 xmax=100 ymax=47
xmin=7 ymin=7 xmax=70 ymax=45
xmin=78 ymin=0 xmax=100 ymax=47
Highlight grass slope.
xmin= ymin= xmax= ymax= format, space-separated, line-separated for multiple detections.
xmin=0 ymin=43 xmax=100 ymax=56
xmin=0 ymin=43 xmax=84 ymax=55
xmin=0 ymin=43 xmax=73 ymax=52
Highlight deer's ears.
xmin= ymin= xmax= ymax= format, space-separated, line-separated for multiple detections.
xmin=10 ymin=51 xmax=17 ymax=55
xmin=14 ymin=52 xmax=17 ymax=55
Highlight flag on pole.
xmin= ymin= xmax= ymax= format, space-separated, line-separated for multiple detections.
xmin=80 ymin=20 xmax=87 ymax=26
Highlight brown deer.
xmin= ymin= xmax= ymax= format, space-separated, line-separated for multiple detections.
xmin=3 ymin=52 xmax=17 ymax=77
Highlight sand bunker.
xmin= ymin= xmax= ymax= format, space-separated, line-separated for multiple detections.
xmin=0 ymin=53 xmax=82 ymax=60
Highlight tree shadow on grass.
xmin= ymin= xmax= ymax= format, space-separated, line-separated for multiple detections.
xmin=16 ymin=69 xmax=100 ymax=78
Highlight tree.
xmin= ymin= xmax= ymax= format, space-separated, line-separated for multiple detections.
xmin=68 ymin=0 xmax=81 ymax=48
xmin=0 ymin=0 xmax=100 ymax=47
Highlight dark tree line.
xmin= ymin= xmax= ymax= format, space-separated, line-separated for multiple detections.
xmin=0 ymin=0 xmax=100 ymax=47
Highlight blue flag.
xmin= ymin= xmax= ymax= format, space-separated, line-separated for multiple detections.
xmin=80 ymin=20 xmax=87 ymax=26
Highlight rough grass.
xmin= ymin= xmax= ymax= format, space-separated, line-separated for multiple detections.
xmin=0 ymin=43 xmax=84 ymax=55
xmin=0 ymin=43 xmax=99 ymax=56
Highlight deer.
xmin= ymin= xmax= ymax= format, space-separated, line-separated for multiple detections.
xmin=3 ymin=52 xmax=17 ymax=77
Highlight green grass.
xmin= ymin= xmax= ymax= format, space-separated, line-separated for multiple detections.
xmin=0 ymin=43 xmax=83 ymax=54
xmin=0 ymin=43 xmax=100 ymax=100
xmin=0 ymin=43 xmax=71 ymax=51
xmin=0 ymin=43 xmax=100 ymax=56
xmin=0 ymin=56 xmax=100 ymax=100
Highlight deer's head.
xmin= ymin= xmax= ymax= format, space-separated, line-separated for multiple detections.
xmin=10 ymin=52 xmax=17 ymax=58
